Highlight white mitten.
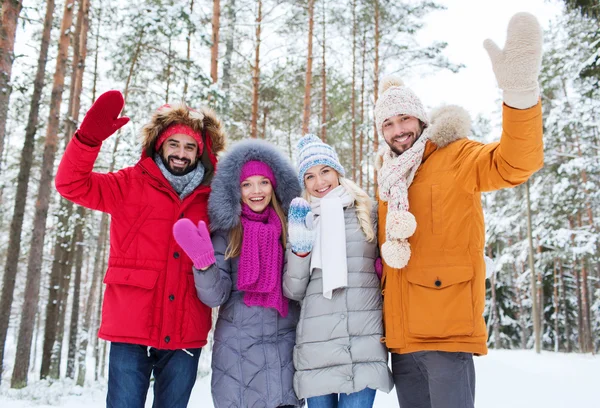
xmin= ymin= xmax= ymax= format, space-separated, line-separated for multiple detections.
xmin=483 ymin=12 xmax=543 ymax=109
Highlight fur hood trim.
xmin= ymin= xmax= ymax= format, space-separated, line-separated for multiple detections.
xmin=208 ymin=140 xmax=301 ymax=232
xmin=375 ymin=104 xmax=471 ymax=169
xmin=427 ymin=105 xmax=471 ymax=148
xmin=140 ymin=102 xmax=226 ymax=158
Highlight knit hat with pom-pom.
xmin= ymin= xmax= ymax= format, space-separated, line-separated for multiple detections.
xmin=296 ymin=133 xmax=345 ymax=186
xmin=374 ymin=76 xmax=429 ymax=139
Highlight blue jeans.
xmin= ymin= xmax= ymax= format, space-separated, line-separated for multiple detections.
xmin=107 ymin=342 xmax=201 ymax=408
xmin=307 ymin=388 xmax=376 ymax=408
xmin=391 ymin=351 xmax=475 ymax=408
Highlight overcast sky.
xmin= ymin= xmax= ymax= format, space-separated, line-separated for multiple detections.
xmin=401 ymin=0 xmax=564 ymax=123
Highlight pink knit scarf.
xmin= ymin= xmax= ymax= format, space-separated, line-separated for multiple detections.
xmin=238 ymin=204 xmax=288 ymax=317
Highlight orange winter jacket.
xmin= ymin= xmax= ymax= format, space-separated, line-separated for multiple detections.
xmin=377 ymin=102 xmax=543 ymax=355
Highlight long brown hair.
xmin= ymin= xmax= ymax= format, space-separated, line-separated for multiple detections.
xmin=224 ymin=191 xmax=288 ymax=259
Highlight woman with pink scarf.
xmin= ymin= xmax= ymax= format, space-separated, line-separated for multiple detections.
xmin=172 ymin=140 xmax=303 ymax=408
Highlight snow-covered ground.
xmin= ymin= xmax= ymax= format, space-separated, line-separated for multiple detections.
xmin=0 ymin=349 xmax=596 ymax=407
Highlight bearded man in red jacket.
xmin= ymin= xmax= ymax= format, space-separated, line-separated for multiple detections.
xmin=55 ymin=91 xmax=226 ymax=407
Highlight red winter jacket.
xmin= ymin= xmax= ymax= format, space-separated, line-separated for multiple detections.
xmin=55 ymin=105 xmax=226 ymax=350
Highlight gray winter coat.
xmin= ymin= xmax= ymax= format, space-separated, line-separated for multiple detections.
xmin=282 ymin=206 xmax=393 ymax=399
xmin=195 ymin=231 xmax=302 ymax=408
xmin=200 ymin=139 xmax=303 ymax=408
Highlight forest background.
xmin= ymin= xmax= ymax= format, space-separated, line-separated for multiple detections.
xmin=0 ymin=0 xmax=598 ymax=391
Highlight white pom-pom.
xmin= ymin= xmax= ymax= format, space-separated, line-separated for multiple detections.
xmin=386 ymin=210 xmax=417 ymax=239
xmin=382 ymin=240 xmax=411 ymax=269
xmin=380 ymin=75 xmax=405 ymax=95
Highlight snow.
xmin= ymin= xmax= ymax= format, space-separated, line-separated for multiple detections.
xmin=0 ymin=350 xmax=596 ymax=407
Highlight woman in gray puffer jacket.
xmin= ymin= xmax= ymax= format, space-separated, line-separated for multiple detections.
xmin=283 ymin=135 xmax=393 ymax=407
xmin=173 ymin=140 xmax=303 ymax=408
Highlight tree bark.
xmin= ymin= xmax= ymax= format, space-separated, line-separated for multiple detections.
xmin=0 ymin=0 xmax=23 ymax=170
xmin=372 ymin=0 xmax=380 ymax=187
xmin=525 ymin=180 xmax=540 ymax=354
xmin=320 ymin=0 xmax=326 ymax=142
xmin=10 ymin=0 xmax=76 ymax=389
xmin=66 ymin=206 xmax=86 ymax=378
xmin=42 ymin=0 xmax=90 ymax=379
xmin=76 ymin=211 xmax=108 ymax=386
xmin=211 ymin=0 xmax=220 ymax=83
xmin=183 ymin=0 xmax=195 ymax=97
xmin=0 ymin=0 xmax=55 ymax=386
xmin=358 ymin=30 xmax=366 ymax=189
xmin=250 ymin=0 xmax=261 ymax=138
xmin=351 ymin=0 xmax=356 ymax=181
xmin=301 ymin=0 xmax=314 ymax=135
xmin=222 ymin=0 xmax=236 ymax=91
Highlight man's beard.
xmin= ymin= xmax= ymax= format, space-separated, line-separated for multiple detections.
xmin=161 ymin=154 xmax=197 ymax=176
xmin=387 ymin=132 xmax=417 ymax=156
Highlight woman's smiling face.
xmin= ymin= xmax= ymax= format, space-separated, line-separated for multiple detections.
xmin=304 ymin=165 xmax=340 ymax=198
xmin=240 ymin=175 xmax=273 ymax=212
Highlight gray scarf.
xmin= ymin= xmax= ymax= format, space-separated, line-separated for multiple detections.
xmin=153 ymin=153 xmax=205 ymax=200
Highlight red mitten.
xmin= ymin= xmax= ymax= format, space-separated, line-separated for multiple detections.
xmin=173 ymin=219 xmax=216 ymax=270
xmin=76 ymin=90 xmax=130 ymax=146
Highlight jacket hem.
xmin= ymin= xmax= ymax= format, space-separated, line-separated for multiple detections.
xmin=98 ymin=333 xmax=207 ymax=350
xmin=388 ymin=341 xmax=488 ymax=356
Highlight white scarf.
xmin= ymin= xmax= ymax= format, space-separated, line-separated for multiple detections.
xmin=376 ymin=132 xmax=428 ymax=269
xmin=310 ymin=185 xmax=354 ymax=299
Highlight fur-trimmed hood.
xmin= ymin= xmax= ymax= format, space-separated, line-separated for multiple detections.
xmin=375 ymin=104 xmax=471 ymax=169
xmin=140 ymin=102 xmax=226 ymax=159
xmin=208 ymin=139 xmax=301 ymax=232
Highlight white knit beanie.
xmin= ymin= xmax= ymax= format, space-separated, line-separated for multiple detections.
xmin=374 ymin=76 xmax=429 ymax=139
xmin=296 ymin=134 xmax=345 ymax=186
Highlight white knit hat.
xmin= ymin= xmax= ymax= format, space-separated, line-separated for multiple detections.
xmin=374 ymin=76 xmax=429 ymax=139
xmin=296 ymin=134 xmax=345 ymax=186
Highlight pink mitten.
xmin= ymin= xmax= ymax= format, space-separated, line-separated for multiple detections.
xmin=173 ymin=219 xmax=216 ymax=269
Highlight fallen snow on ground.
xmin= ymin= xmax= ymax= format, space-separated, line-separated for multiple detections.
xmin=0 ymin=350 xmax=597 ymax=407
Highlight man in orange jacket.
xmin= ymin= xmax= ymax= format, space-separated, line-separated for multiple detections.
xmin=375 ymin=13 xmax=544 ymax=408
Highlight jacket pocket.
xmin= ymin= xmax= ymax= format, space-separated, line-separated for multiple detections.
xmin=406 ymin=265 xmax=474 ymax=338
xmin=181 ymin=275 xmax=210 ymax=342
xmin=120 ymin=205 xmax=154 ymax=252
xmin=101 ymin=267 xmax=159 ymax=338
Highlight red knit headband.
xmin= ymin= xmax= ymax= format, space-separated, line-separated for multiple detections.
xmin=155 ymin=124 xmax=204 ymax=156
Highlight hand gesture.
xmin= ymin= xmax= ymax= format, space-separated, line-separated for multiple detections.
xmin=173 ymin=219 xmax=216 ymax=270
xmin=484 ymin=12 xmax=543 ymax=109
xmin=77 ymin=90 xmax=130 ymax=146
xmin=288 ymin=197 xmax=315 ymax=255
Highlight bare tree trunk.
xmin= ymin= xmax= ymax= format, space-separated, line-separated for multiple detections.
xmin=66 ymin=207 xmax=86 ymax=378
xmin=261 ymin=108 xmax=267 ymax=139
xmin=351 ymin=0 xmax=356 ymax=181
xmin=372 ymin=0 xmax=380 ymax=187
xmin=302 ymin=0 xmax=314 ymax=135
xmin=10 ymin=0 xmax=76 ymax=389
xmin=211 ymin=0 xmax=220 ymax=83
xmin=0 ymin=0 xmax=23 ymax=170
xmin=525 ymin=180 xmax=540 ymax=354
xmin=250 ymin=0 xmax=261 ymax=139
xmin=320 ymin=0 xmax=326 ymax=142
xmin=358 ymin=30 xmax=366 ymax=189
xmin=42 ymin=0 xmax=89 ymax=379
xmin=558 ymin=259 xmax=572 ymax=352
xmin=93 ymin=232 xmax=108 ymax=381
xmin=221 ymin=0 xmax=236 ymax=91
xmin=569 ymin=216 xmax=585 ymax=352
xmin=165 ymin=37 xmax=172 ymax=103
xmin=0 ymin=0 xmax=55 ymax=386
xmin=577 ymin=214 xmax=593 ymax=353
xmin=183 ymin=0 xmax=195 ymax=97
xmin=553 ymin=258 xmax=560 ymax=352
xmin=489 ymin=245 xmax=500 ymax=348
xmin=76 ymin=212 xmax=108 ymax=386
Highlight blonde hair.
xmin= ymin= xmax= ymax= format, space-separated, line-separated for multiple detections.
xmin=225 ymin=190 xmax=288 ymax=259
xmin=303 ymin=176 xmax=375 ymax=242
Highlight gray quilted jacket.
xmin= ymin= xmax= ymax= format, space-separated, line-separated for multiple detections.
xmin=195 ymin=230 xmax=302 ymax=408
xmin=282 ymin=206 xmax=393 ymax=399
